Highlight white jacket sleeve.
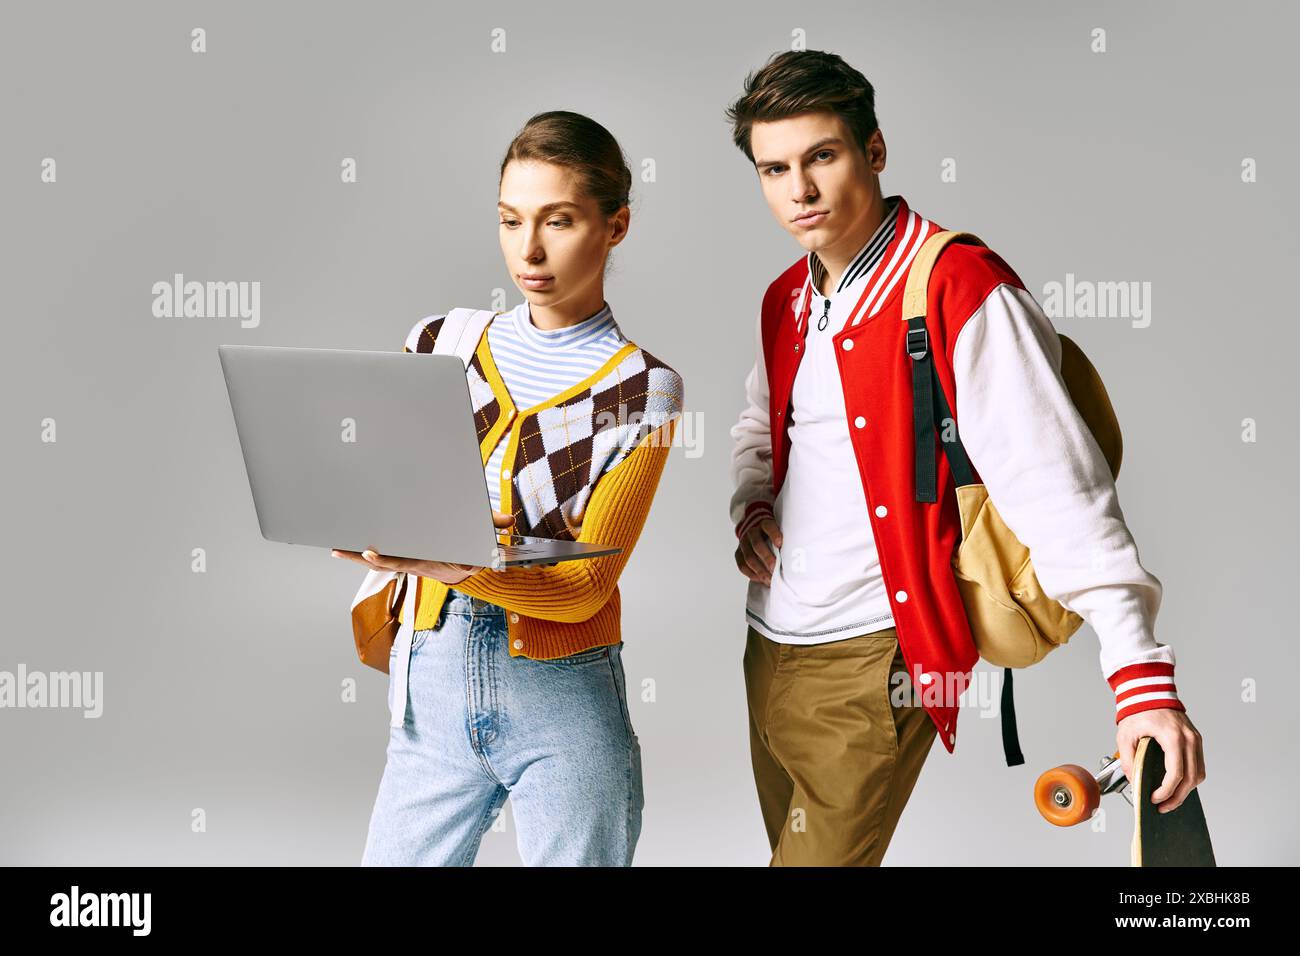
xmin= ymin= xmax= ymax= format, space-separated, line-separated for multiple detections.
xmin=951 ymin=282 xmax=1183 ymax=722
xmin=729 ymin=309 xmax=776 ymax=538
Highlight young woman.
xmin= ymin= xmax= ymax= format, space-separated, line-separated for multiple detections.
xmin=333 ymin=111 xmax=684 ymax=866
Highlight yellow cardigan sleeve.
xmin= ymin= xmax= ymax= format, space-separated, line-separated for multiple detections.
xmin=451 ymin=416 xmax=678 ymax=623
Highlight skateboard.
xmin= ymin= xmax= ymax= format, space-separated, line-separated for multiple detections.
xmin=1033 ymin=735 xmax=1215 ymax=866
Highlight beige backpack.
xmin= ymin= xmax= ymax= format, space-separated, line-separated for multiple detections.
xmin=902 ymin=230 xmax=1124 ymax=765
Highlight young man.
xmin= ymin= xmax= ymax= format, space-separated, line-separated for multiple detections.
xmin=724 ymin=50 xmax=1206 ymax=866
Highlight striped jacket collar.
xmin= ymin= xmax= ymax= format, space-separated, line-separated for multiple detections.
xmin=794 ymin=194 xmax=937 ymax=334
xmin=806 ymin=194 xmax=900 ymax=298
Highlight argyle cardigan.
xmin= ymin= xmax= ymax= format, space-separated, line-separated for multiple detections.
xmin=395 ymin=311 xmax=685 ymax=654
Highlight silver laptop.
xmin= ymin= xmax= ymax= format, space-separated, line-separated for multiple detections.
xmin=217 ymin=344 xmax=622 ymax=570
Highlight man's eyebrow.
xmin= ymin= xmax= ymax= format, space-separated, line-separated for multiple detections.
xmin=497 ymin=201 xmax=581 ymax=214
xmin=754 ymin=137 xmax=846 ymax=169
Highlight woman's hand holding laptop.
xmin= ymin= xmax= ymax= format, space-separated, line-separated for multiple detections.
xmin=330 ymin=511 xmax=515 ymax=584
xmin=331 ymin=507 xmax=585 ymax=583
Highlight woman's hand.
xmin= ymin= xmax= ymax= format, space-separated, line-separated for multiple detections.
xmin=331 ymin=511 xmax=516 ymax=584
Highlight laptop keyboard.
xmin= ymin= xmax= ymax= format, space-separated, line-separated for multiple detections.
xmin=499 ymin=548 xmax=541 ymax=558
xmin=494 ymin=532 xmax=581 ymax=560
xmin=495 ymin=535 xmax=551 ymax=558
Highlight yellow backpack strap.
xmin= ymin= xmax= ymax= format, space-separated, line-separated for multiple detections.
xmin=901 ymin=230 xmax=986 ymax=319
xmin=904 ymin=230 xmax=985 ymax=504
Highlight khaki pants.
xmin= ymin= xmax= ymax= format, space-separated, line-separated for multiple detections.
xmin=743 ymin=624 xmax=937 ymax=866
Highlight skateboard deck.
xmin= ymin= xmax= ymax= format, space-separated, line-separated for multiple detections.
xmin=1034 ymin=735 xmax=1214 ymax=867
xmin=1130 ymin=735 xmax=1215 ymax=867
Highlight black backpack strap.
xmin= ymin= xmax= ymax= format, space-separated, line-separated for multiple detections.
xmin=928 ymin=358 xmax=975 ymax=489
xmin=1000 ymin=666 xmax=1025 ymax=766
xmin=907 ymin=310 xmax=1024 ymax=767
xmin=907 ymin=317 xmax=938 ymax=503
xmin=908 ymin=316 xmax=977 ymax=498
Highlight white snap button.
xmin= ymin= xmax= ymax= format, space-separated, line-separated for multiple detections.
xmin=875 ymin=505 xmax=888 ymax=517
xmin=854 ymin=416 xmax=866 ymax=428
xmin=948 ymin=733 xmax=956 ymax=745
xmin=509 ymin=612 xmax=519 ymax=623
xmin=512 ymin=638 xmax=523 ymax=650
xmin=841 ymin=339 xmax=854 ymax=351
xmin=919 ymin=673 xmax=933 ymax=685
xmin=895 ymin=590 xmax=908 ymax=603
xmin=502 ymin=468 xmax=511 ymax=479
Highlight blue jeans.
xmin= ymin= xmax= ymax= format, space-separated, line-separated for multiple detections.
xmin=361 ymin=588 xmax=644 ymax=866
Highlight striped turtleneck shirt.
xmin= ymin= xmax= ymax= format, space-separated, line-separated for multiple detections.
xmin=483 ymin=300 xmax=629 ymax=511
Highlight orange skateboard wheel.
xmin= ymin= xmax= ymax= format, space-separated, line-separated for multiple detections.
xmin=1034 ymin=764 xmax=1102 ymax=827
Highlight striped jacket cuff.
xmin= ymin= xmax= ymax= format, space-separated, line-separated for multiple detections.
xmin=735 ymin=499 xmax=775 ymax=539
xmin=1108 ymin=661 xmax=1184 ymax=723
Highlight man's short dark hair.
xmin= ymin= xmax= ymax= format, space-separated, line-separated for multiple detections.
xmin=724 ymin=50 xmax=879 ymax=165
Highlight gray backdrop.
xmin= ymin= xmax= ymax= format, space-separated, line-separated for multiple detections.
xmin=2 ymin=0 xmax=1294 ymax=866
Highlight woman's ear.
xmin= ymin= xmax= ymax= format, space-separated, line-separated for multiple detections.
xmin=607 ymin=206 xmax=631 ymax=247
